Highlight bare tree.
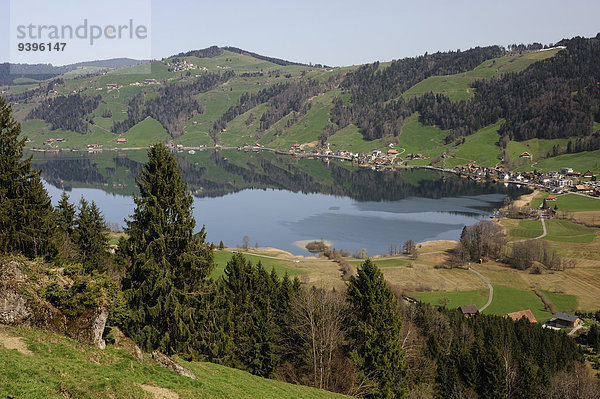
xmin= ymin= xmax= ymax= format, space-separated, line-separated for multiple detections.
xmin=241 ymin=235 xmax=250 ymax=249
xmin=284 ymin=288 xmax=352 ymax=392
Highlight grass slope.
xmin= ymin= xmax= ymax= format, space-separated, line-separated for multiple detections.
xmin=522 ymin=150 xmax=600 ymax=175
xmin=403 ymin=48 xmax=561 ymax=102
xmin=543 ymin=219 xmax=597 ymax=243
xmin=0 ymin=326 xmax=344 ymax=399
xmin=444 ymin=121 xmax=502 ymax=167
xmin=532 ymin=193 xmax=600 ymax=212
xmin=482 ymin=285 xmax=554 ymax=323
xmin=210 ymin=250 xmax=302 ymax=280
xmin=412 ymin=289 xmax=489 ymax=310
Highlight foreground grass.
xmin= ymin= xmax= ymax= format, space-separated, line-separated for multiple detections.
xmin=0 ymin=326 xmax=345 ymax=399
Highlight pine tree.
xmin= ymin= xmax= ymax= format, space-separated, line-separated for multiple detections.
xmin=56 ymin=191 xmax=76 ymax=235
xmin=346 ymin=259 xmax=408 ymax=399
xmin=54 ymin=191 xmax=77 ymax=261
xmin=0 ymin=96 xmax=55 ymax=258
xmin=73 ymin=197 xmax=109 ymax=273
xmin=477 ymin=347 xmax=507 ymax=399
xmin=122 ymin=143 xmax=213 ymax=355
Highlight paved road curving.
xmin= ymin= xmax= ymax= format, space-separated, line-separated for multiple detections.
xmin=467 ymin=266 xmax=494 ymax=312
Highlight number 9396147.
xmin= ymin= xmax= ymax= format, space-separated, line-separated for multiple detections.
xmin=17 ymin=42 xmax=67 ymax=51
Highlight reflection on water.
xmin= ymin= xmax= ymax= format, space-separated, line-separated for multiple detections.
xmin=35 ymin=150 xmax=528 ymax=256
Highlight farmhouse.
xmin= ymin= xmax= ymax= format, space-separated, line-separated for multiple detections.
xmin=545 ymin=312 xmax=583 ymax=329
xmin=560 ymin=167 xmax=573 ymax=175
xmin=519 ymin=152 xmax=532 ymax=158
xmin=583 ymin=170 xmax=594 ymax=178
xmin=458 ymin=305 xmax=478 ymax=318
xmin=546 ymin=195 xmax=557 ymax=201
xmin=505 ymin=309 xmax=537 ymax=323
xmin=116 ymin=138 xmax=128 ymax=144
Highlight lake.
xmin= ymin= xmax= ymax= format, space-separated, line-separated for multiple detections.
xmin=35 ymin=150 xmax=526 ymax=256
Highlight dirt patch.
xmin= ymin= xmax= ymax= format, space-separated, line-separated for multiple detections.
xmin=0 ymin=331 xmax=33 ymax=355
xmin=512 ymin=190 xmax=540 ymax=208
xmin=136 ymin=384 xmax=179 ymax=399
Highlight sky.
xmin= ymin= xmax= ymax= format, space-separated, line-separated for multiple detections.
xmin=2 ymin=0 xmax=600 ymax=66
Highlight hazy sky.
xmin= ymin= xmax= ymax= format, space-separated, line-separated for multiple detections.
xmin=2 ymin=0 xmax=600 ymax=66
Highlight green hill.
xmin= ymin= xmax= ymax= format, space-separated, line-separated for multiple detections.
xmin=5 ymin=39 xmax=600 ymax=173
xmin=0 ymin=325 xmax=346 ymax=399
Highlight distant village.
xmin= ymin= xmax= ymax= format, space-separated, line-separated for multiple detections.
xmin=34 ymin=136 xmax=600 ymax=198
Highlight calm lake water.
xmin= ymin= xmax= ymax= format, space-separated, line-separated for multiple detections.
xmin=43 ymin=181 xmax=507 ymax=256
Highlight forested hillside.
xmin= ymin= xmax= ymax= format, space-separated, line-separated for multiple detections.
xmin=2 ymin=36 xmax=600 ymax=173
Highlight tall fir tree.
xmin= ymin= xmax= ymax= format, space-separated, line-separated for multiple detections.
xmin=122 ymin=143 xmax=213 ymax=355
xmin=346 ymin=259 xmax=408 ymax=399
xmin=0 ymin=96 xmax=55 ymax=258
xmin=56 ymin=191 xmax=76 ymax=235
xmin=73 ymin=197 xmax=109 ymax=273
xmin=54 ymin=191 xmax=78 ymax=261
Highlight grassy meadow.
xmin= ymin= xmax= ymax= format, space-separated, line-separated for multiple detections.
xmin=0 ymin=325 xmax=345 ymax=399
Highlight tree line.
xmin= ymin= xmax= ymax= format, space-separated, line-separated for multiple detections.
xmin=332 ymin=35 xmax=600 ymax=145
xmin=112 ymin=71 xmax=234 ymax=138
xmin=27 ymin=93 xmax=101 ymax=134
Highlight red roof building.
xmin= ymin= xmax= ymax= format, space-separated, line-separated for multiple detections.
xmin=505 ymin=309 xmax=538 ymax=323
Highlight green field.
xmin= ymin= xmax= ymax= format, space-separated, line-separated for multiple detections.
xmin=543 ymin=219 xmax=597 ymax=243
xmin=537 ymin=194 xmax=600 ymax=212
xmin=403 ymin=49 xmax=561 ymax=102
xmin=210 ymin=250 xmax=302 ymax=280
xmin=327 ymin=124 xmax=385 ymax=153
xmin=412 ymin=289 xmax=489 ymax=310
xmin=540 ymin=290 xmax=578 ymax=313
xmin=506 ymin=137 xmax=569 ymax=169
xmin=482 ymin=285 xmax=554 ymax=323
xmin=509 ymin=219 xmax=544 ymax=239
xmin=444 ymin=121 xmax=502 ymax=167
xmin=0 ymin=326 xmax=343 ymax=399
xmin=398 ymin=113 xmax=449 ymax=158
xmin=523 ymin=150 xmax=600 ymax=175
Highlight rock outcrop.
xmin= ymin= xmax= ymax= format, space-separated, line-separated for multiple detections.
xmin=0 ymin=260 xmax=108 ymax=349
xmin=108 ymin=326 xmax=143 ymax=361
xmin=152 ymin=351 xmax=197 ymax=379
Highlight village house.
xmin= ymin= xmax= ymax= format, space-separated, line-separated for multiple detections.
xmin=458 ymin=305 xmax=479 ymax=318
xmin=544 ymin=312 xmax=583 ymax=329
xmin=575 ymin=184 xmax=591 ymax=193
xmin=505 ymin=309 xmax=538 ymax=323
xmin=560 ymin=167 xmax=573 ymax=175
xmin=519 ymin=151 xmax=532 ymax=159
xmin=546 ymin=194 xmax=557 ymax=201
xmin=583 ymin=170 xmax=594 ymax=178
xmin=116 ymin=138 xmax=128 ymax=144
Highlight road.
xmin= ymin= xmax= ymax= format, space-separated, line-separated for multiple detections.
xmin=468 ymin=216 xmax=547 ymax=311
xmin=467 ymin=266 xmax=494 ymax=312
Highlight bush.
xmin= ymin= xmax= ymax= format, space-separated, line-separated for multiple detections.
xmin=305 ymin=240 xmax=328 ymax=253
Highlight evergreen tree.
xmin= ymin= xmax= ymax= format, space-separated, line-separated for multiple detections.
xmin=73 ymin=198 xmax=109 ymax=273
xmin=346 ymin=259 xmax=408 ymax=398
xmin=477 ymin=347 xmax=507 ymax=399
xmin=54 ymin=191 xmax=77 ymax=261
xmin=122 ymin=143 xmax=213 ymax=355
xmin=0 ymin=96 xmax=55 ymax=258
xmin=56 ymin=191 xmax=76 ymax=235
xmin=221 ymin=254 xmax=278 ymax=377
